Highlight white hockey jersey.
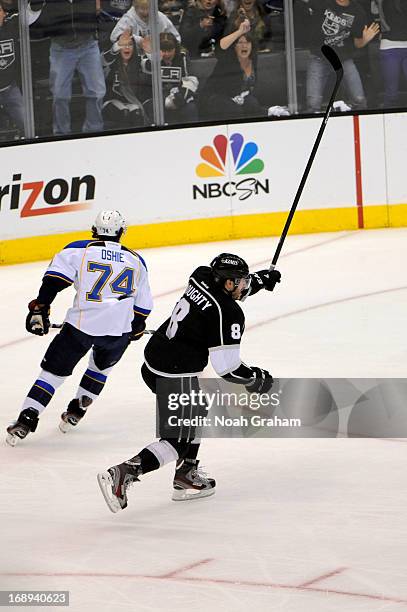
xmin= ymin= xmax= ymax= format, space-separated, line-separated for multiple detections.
xmin=44 ymin=239 xmax=153 ymax=336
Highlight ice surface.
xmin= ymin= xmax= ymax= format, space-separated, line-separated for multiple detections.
xmin=1 ymin=229 xmax=406 ymax=611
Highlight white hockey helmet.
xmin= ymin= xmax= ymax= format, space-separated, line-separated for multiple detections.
xmin=92 ymin=210 xmax=127 ymax=240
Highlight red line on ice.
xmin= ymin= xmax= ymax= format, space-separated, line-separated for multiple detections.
xmin=246 ymin=285 xmax=407 ymax=331
xmin=1 ymin=569 xmax=407 ymax=605
xmin=298 ymin=566 xmax=347 ymax=588
xmin=153 ymin=232 xmax=351 ymax=300
xmin=158 ymin=558 xmax=213 ymax=578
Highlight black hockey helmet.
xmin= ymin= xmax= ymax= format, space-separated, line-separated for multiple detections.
xmin=210 ymin=253 xmax=250 ymax=286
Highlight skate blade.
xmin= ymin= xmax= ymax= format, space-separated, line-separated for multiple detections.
xmin=171 ymin=487 xmax=216 ymax=502
xmin=97 ymin=472 xmax=122 ymax=513
xmin=59 ymin=420 xmax=75 ymax=434
xmin=5 ymin=433 xmax=18 ymax=447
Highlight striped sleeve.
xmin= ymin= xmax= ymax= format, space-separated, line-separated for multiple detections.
xmin=133 ymin=256 xmax=153 ymax=317
xmin=43 ymin=244 xmax=81 ymax=285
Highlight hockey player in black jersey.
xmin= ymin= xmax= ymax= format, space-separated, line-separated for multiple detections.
xmin=98 ymin=253 xmax=281 ymax=512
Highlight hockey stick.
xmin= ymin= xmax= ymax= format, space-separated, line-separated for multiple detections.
xmin=269 ymin=45 xmax=343 ymax=271
xmin=51 ymin=323 xmax=156 ymax=335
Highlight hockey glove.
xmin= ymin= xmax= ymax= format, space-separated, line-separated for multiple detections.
xmin=245 ymin=367 xmax=273 ymax=394
xmin=251 ymin=269 xmax=281 ymax=293
xmin=130 ymin=314 xmax=146 ymax=342
xmin=26 ymin=300 xmax=50 ymax=336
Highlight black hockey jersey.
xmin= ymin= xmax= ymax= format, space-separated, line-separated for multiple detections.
xmin=0 ymin=14 xmax=19 ymax=90
xmin=144 ymin=266 xmax=245 ymax=377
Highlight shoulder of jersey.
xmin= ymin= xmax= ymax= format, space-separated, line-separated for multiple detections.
xmin=63 ymin=239 xmax=102 ymax=250
xmin=190 ymin=266 xmax=228 ymax=305
xmin=121 ymin=245 xmax=148 ymax=270
xmin=191 ymin=266 xmax=212 ymax=282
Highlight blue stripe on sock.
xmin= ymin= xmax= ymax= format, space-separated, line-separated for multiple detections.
xmin=85 ymin=369 xmax=107 ymax=383
xmin=34 ymin=379 xmax=55 ymax=395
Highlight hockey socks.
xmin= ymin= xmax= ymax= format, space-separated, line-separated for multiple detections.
xmin=22 ymin=370 xmax=66 ymax=415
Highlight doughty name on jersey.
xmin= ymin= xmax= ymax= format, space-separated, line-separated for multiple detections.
xmin=185 ymin=284 xmax=212 ymax=311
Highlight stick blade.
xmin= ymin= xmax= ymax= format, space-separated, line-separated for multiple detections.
xmin=321 ymin=45 xmax=343 ymax=73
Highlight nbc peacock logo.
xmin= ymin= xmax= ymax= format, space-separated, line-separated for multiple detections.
xmin=193 ymin=132 xmax=269 ymax=201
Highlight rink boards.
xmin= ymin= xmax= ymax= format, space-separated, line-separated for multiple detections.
xmin=0 ymin=112 xmax=406 ymax=264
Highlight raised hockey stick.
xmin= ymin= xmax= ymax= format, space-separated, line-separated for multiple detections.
xmin=51 ymin=323 xmax=156 ymax=335
xmin=269 ymin=45 xmax=343 ymax=271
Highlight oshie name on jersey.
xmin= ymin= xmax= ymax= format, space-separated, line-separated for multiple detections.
xmin=101 ymin=248 xmax=124 ymax=263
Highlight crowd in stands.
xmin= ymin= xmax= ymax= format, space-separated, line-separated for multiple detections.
xmin=0 ymin=0 xmax=406 ymax=138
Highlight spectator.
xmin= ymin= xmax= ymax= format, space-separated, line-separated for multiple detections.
xmin=111 ymin=0 xmax=180 ymax=54
xmin=159 ymin=0 xmax=185 ymax=29
xmin=199 ymin=20 xmax=284 ymax=119
xmin=0 ymin=2 xmax=24 ymax=134
xmin=99 ymin=0 xmax=133 ymax=48
xmin=377 ymin=0 xmax=407 ymax=107
xmin=228 ymin=0 xmax=272 ymax=52
xmin=141 ymin=32 xmax=199 ymax=123
xmin=1 ymin=0 xmax=17 ymax=15
xmin=302 ymin=0 xmax=379 ymax=112
xmin=100 ymin=0 xmax=132 ymax=22
xmin=0 ymin=1 xmax=40 ymax=136
xmin=102 ymin=29 xmax=148 ymax=127
xmin=30 ymin=0 xmax=106 ymax=135
xmin=180 ymin=0 xmax=227 ymax=58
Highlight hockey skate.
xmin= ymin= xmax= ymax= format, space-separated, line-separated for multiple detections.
xmin=97 ymin=457 xmax=142 ymax=513
xmin=59 ymin=397 xmax=91 ymax=433
xmin=6 ymin=408 xmax=39 ymax=447
xmin=172 ymin=459 xmax=216 ymax=501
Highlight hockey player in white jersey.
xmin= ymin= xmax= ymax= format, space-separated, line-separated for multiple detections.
xmin=6 ymin=210 xmax=153 ymax=446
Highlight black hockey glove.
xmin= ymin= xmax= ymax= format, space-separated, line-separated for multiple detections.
xmin=245 ymin=367 xmax=273 ymax=394
xmin=130 ymin=314 xmax=146 ymax=342
xmin=26 ymin=300 xmax=50 ymax=336
xmin=251 ymin=269 xmax=281 ymax=293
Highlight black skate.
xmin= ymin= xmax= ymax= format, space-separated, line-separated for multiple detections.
xmin=6 ymin=408 xmax=39 ymax=447
xmin=97 ymin=457 xmax=142 ymax=513
xmin=59 ymin=397 xmax=92 ymax=433
xmin=172 ymin=459 xmax=216 ymax=501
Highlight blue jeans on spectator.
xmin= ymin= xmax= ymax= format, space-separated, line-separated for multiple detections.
xmin=50 ymin=38 xmax=106 ymax=135
xmin=307 ymin=54 xmax=366 ymax=112
xmin=0 ymin=83 xmax=24 ymax=132
xmin=380 ymin=47 xmax=407 ymax=107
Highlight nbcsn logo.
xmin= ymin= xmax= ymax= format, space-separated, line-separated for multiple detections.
xmin=193 ymin=133 xmax=269 ymax=201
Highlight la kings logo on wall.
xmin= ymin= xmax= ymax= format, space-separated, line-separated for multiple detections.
xmin=0 ymin=39 xmax=15 ymax=70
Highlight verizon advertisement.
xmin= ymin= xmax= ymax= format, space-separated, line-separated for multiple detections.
xmin=0 ymin=113 xmax=405 ymax=242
